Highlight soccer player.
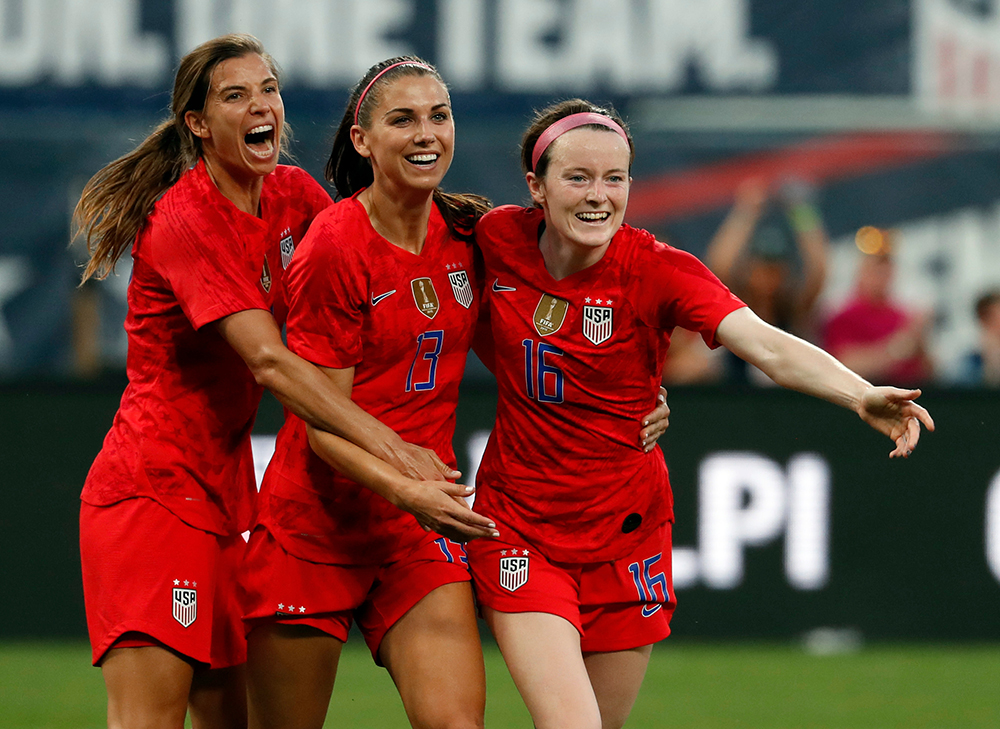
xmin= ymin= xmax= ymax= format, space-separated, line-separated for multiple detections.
xmin=466 ymin=99 xmax=936 ymax=729
xmin=240 ymin=59 xmax=670 ymax=729
xmin=239 ymin=57 xmax=492 ymax=729
xmin=75 ymin=36 xmax=468 ymax=729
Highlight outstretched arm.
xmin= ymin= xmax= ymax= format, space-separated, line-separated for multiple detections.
xmin=716 ymin=307 xmax=935 ymax=457
xmin=303 ymin=364 xmax=499 ymax=543
xmin=215 ymin=309 xmax=459 ymax=482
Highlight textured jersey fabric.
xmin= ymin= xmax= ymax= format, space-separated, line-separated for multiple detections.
xmin=258 ymin=195 xmax=481 ymax=565
xmin=82 ymin=161 xmax=332 ymax=535
xmin=473 ymin=205 xmax=745 ymax=563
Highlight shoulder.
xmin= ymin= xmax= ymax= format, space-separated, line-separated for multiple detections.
xmin=267 ymin=165 xmax=333 ymax=212
xmin=617 ymin=225 xmax=712 ymax=277
xmin=295 ymin=198 xmax=369 ymax=263
xmin=147 ymin=166 xmax=228 ymax=247
xmin=477 ymin=205 xmax=540 ymax=252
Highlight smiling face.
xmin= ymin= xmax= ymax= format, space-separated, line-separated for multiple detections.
xmin=528 ymin=127 xmax=631 ymax=260
xmin=351 ymin=73 xmax=454 ymax=194
xmin=185 ymin=53 xmax=284 ymax=186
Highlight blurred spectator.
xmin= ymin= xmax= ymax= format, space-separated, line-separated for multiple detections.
xmin=704 ymin=177 xmax=829 ymax=385
xmin=822 ymin=236 xmax=934 ymax=385
xmin=661 ymin=327 xmax=725 ymax=385
xmin=955 ymin=289 xmax=1000 ymax=387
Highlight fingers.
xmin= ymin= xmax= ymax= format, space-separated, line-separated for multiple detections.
xmin=429 ymin=449 xmax=462 ymax=480
xmin=640 ymin=387 xmax=671 ymax=451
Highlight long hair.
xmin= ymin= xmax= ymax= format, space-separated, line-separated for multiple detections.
xmin=75 ymin=33 xmax=289 ymax=282
xmin=325 ymin=56 xmax=491 ymax=242
xmin=520 ymin=98 xmax=634 ymax=180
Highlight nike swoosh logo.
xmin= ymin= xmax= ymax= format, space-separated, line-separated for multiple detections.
xmin=370 ymin=289 xmax=397 ymax=306
xmin=641 ymin=604 xmax=662 ymax=618
xmin=492 ymin=278 xmax=517 ymax=292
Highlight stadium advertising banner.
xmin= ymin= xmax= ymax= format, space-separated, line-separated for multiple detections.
xmin=4 ymin=1 xmax=1000 ymax=377
xmin=4 ymin=383 xmax=998 ymax=641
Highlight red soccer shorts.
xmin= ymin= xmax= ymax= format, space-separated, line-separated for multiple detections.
xmin=467 ymin=519 xmax=675 ymax=653
xmin=240 ymin=526 xmax=472 ymax=661
xmin=80 ymin=496 xmax=247 ymax=668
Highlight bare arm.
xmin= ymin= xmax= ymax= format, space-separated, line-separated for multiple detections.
xmin=304 ymin=365 xmax=498 ymax=542
xmin=215 ymin=308 xmax=458 ymax=482
xmin=782 ymin=181 xmax=829 ymax=321
xmin=717 ymin=307 xmax=935 ymax=457
xmin=705 ymin=180 xmax=768 ymax=286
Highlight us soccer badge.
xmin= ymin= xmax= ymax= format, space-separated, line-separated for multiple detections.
xmin=279 ymin=230 xmax=295 ymax=269
xmin=411 ymin=277 xmax=440 ymax=319
xmin=533 ymin=294 xmax=568 ymax=336
xmin=448 ymin=269 xmax=473 ymax=309
xmin=499 ymin=551 xmax=530 ymax=592
xmin=172 ymin=582 xmax=197 ymax=628
xmin=582 ymin=304 xmax=613 ymax=345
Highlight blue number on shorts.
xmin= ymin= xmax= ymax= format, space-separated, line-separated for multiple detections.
xmin=406 ymin=330 xmax=444 ymax=392
xmin=521 ymin=339 xmax=565 ymax=403
xmin=434 ymin=537 xmax=468 ymax=566
xmin=628 ymin=553 xmax=669 ymax=617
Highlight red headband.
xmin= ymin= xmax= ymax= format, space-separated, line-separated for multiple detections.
xmin=531 ymin=112 xmax=629 ymax=172
xmin=354 ymin=61 xmax=435 ymax=125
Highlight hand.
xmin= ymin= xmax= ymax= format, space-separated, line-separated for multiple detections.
xmin=387 ymin=441 xmax=462 ymax=482
xmin=392 ymin=478 xmax=499 ymax=543
xmin=856 ymin=386 xmax=935 ymax=458
xmin=640 ymin=387 xmax=671 ymax=452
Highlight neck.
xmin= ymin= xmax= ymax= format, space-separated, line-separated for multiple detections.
xmin=203 ymin=157 xmax=264 ymax=217
xmin=360 ymin=181 xmax=435 ymax=254
xmin=538 ymin=223 xmax=610 ymax=281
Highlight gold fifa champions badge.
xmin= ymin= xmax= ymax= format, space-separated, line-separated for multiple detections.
xmin=260 ymin=256 xmax=272 ymax=293
xmin=533 ymin=294 xmax=568 ymax=336
xmin=411 ymin=277 xmax=440 ymax=319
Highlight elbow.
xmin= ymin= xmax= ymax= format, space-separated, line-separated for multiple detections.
xmin=244 ymin=344 xmax=286 ymax=390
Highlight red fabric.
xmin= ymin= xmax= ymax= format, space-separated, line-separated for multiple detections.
xmin=82 ymin=161 xmax=332 ymax=535
xmin=822 ymin=296 xmax=930 ymax=384
xmin=256 ymin=195 xmax=482 ymax=565
xmin=241 ymin=526 xmax=471 ymax=661
xmin=467 ymin=518 xmax=675 ymax=652
xmin=473 ymin=205 xmax=745 ymax=563
xmin=80 ymin=497 xmax=248 ymax=668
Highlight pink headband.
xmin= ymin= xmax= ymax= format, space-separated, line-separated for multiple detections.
xmin=354 ymin=61 xmax=435 ymax=125
xmin=531 ymin=112 xmax=629 ymax=171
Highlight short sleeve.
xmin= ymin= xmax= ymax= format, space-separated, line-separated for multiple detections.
xmin=631 ymin=238 xmax=746 ymax=348
xmin=284 ymin=213 xmax=367 ymax=369
xmin=147 ymin=208 xmax=268 ymax=330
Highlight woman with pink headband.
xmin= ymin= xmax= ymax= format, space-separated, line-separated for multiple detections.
xmin=240 ymin=62 xmax=670 ymax=729
xmin=466 ymin=98 xmax=934 ymax=729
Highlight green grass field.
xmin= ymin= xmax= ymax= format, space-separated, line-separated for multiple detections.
xmin=4 ymin=640 xmax=999 ymax=728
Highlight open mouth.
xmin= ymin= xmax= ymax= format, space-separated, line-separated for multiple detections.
xmin=406 ymin=153 xmax=439 ymax=167
xmin=576 ymin=211 xmax=610 ymax=222
xmin=244 ymin=124 xmax=276 ymax=158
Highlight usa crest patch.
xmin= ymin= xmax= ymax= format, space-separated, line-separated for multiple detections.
xmin=279 ymin=234 xmax=295 ymax=269
xmin=582 ymin=305 xmax=613 ymax=345
xmin=499 ymin=555 xmax=529 ymax=592
xmin=172 ymin=587 xmax=197 ymax=628
xmin=411 ymin=277 xmax=440 ymax=319
xmin=448 ymin=270 xmax=473 ymax=309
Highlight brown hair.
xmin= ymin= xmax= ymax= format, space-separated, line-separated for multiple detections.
xmin=325 ymin=56 xmax=491 ymax=242
xmin=75 ymin=33 xmax=289 ymax=282
xmin=520 ymin=98 xmax=634 ymax=179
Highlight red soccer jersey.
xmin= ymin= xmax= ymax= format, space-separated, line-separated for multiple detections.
xmin=257 ymin=195 xmax=481 ymax=565
xmin=82 ymin=161 xmax=333 ymax=536
xmin=473 ymin=205 xmax=745 ymax=563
